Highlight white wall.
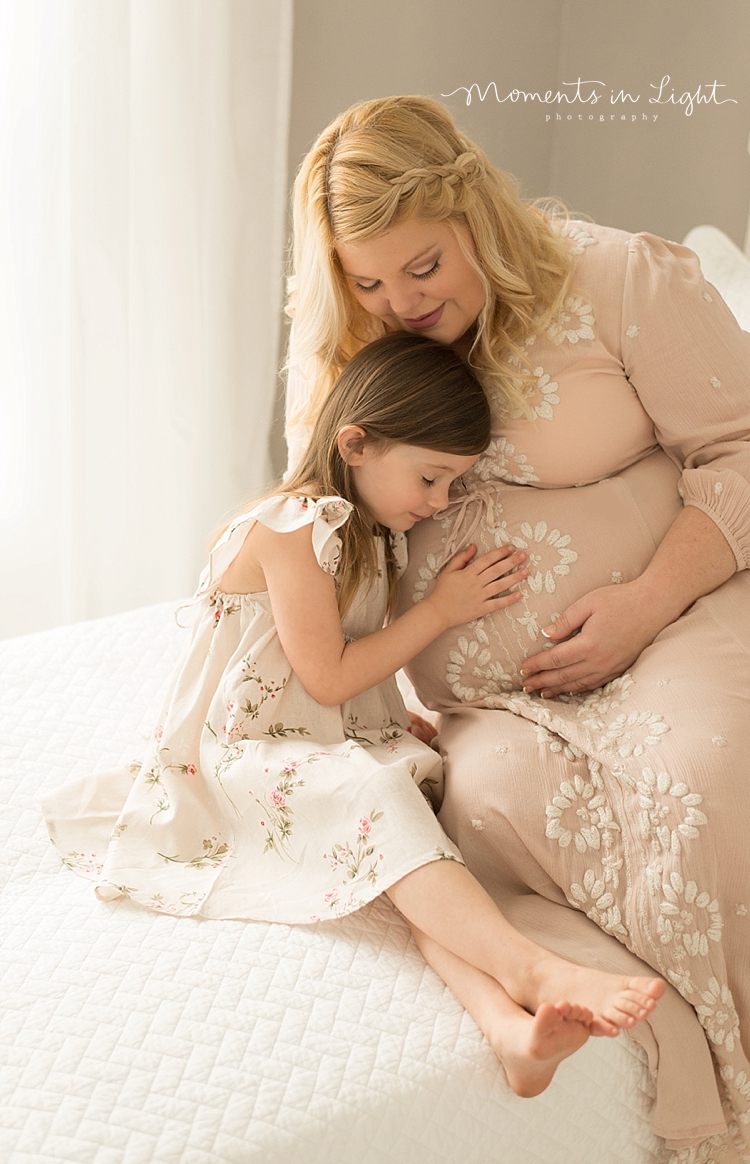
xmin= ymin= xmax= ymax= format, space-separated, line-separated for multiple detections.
xmin=286 ymin=0 xmax=750 ymax=240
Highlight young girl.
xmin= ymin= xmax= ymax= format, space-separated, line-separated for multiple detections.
xmin=40 ymin=332 xmax=664 ymax=1098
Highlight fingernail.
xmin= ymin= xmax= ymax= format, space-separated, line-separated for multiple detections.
xmin=541 ymin=626 xmax=554 ymax=638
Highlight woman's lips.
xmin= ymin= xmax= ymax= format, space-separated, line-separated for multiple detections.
xmin=403 ymin=303 xmax=445 ymax=330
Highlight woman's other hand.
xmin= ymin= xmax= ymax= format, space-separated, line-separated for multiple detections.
xmin=519 ymin=507 xmax=738 ymax=699
xmin=518 ymin=582 xmax=668 ymax=698
xmin=407 ymin=712 xmax=438 ymax=746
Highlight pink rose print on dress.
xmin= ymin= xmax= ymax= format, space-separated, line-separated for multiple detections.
xmin=208 ymin=591 xmax=241 ymax=627
xmin=325 ymin=810 xmax=384 ymax=902
xmin=253 ymin=752 xmax=328 ymax=857
xmin=60 ymin=850 xmax=104 ymax=878
xmin=154 ymin=726 xmax=163 ymax=742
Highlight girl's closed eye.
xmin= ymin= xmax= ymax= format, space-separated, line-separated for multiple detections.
xmin=422 ymin=477 xmax=435 ymax=486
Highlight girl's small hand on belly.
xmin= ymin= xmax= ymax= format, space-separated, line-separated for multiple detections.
xmin=395 ymin=457 xmax=683 ymax=713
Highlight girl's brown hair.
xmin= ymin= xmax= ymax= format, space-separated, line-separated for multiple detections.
xmin=287 ymin=94 xmax=577 ymax=443
xmin=284 ymin=331 xmax=490 ymax=616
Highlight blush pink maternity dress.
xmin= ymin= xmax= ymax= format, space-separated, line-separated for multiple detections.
xmin=288 ymin=221 xmax=750 ymax=1163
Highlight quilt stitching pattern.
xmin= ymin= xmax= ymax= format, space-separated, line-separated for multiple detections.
xmin=0 ymin=604 xmax=665 ymax=1164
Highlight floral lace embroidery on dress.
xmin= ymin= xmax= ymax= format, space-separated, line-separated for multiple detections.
xmin=524 ymin=674 xmax=749 ymax=1156
xmin=546 ymin=296 xmax=595 ymax=345
xmin=471 ymin=436 xmax=539 ymax=485
xmin=442 ymin=663 xmax=750 ymax=1153
xmin=555 ymin=221 xmax=599 ymax=256
xmin=509 ymin=366 xmax=562 ymax=423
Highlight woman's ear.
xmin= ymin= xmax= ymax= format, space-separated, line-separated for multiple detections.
xmin=336 ymin=425 xmax=367 ymax=465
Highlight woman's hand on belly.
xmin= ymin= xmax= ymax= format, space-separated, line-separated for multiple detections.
xmin=518 ymin=581 xmax=668 ymax=698
xmin=520 ymin=505 xmax=739 ymax=698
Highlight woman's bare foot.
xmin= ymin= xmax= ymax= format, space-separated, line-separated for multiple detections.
xmin=521 ymin=958 xmax=666 ymax=1037
xmin=492 ymin=1001 xmax=593 ymax=1098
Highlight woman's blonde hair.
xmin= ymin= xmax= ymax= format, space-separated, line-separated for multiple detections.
xmin=284 ymin=331 xmax=490 ymax=617
xmin=287 ymin=94 xmax=576 ymax=433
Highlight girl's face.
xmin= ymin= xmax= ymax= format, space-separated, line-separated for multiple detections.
xmin=340 ymin=431 xmax=478 ymax=531
xmin=335 ymin=218 xmax=486 ymax=348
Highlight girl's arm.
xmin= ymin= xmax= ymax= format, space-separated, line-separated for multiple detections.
xmin=247 ymin=521 xmax=528 ymax=706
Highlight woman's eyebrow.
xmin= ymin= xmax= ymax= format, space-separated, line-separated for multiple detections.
xmin=342 ymin=245 xmax=439 ymax=280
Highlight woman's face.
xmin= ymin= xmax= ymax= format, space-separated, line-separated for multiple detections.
xmin=335 ymin=218 xmax=486 ymax=347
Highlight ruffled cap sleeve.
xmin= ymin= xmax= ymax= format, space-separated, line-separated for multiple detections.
xmin=307 ymin=497 xmax=354 ymax=575
xmin=195 ymin=494 xmax=354 ymax=597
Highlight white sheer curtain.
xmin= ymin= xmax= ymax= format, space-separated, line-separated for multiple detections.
xmin=0 ymin=0 xmax=292 ymax=639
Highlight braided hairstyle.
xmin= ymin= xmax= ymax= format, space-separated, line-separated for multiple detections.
xmin=287 ymin=95 xmax=575 ymax=438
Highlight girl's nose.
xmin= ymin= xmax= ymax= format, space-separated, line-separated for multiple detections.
xmin=429 ymin=485 xmax=451 ymax=511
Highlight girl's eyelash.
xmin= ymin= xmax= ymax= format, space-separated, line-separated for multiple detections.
xmin=354 ymin=260 xmax=441 ymax=294
xmin=422 ymin=477 xmax=435 ymax=486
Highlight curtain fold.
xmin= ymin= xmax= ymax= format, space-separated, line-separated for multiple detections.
xmin=0 ymin=0 xmax=292 ymax=638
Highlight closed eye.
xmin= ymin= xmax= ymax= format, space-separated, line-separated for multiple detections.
xmin=353 ymin=259 xmax=441 ymax=294
xmin=422 ymin=477 xmax=435 ymax=486
xmin=412 ymin=260 xmax=441 ymax=281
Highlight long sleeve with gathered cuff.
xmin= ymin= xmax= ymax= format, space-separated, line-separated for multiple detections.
xmin=621 ymin=232 xmax=750 ymax=571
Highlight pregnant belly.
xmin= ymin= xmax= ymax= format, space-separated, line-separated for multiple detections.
xmin=396 ymin=450 xmax=682 ymax=712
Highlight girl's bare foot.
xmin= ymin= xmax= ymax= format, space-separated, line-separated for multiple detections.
xmin=492 ymin=1001 xmax=593 ymax=1098
xmin=522 ymin=959 xmax=666 ymax=1037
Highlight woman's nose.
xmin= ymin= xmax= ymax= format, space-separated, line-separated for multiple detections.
xmin=386 ymin=282 xmax=424 ymax=317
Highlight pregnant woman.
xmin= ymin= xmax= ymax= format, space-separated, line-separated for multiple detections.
xmin=285 ymin=95 xmax=750 ymax=1158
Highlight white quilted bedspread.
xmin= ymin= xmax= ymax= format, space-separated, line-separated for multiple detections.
xmin=0 ymin=603 xmax=667 ymax=1164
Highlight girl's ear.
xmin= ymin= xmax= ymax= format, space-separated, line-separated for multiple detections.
xmin=336 ymin=425 xmax=367 ymax=465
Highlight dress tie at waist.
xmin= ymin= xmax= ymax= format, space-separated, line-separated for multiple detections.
xmin=434 ymin=482 xmax=503 ymax=569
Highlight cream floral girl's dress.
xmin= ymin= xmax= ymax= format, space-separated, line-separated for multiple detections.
xmin=39 ymin=495 xmax=461 ymax=923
